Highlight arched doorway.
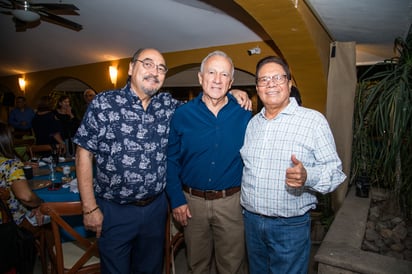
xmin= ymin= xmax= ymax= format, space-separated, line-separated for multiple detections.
xmin=38 ymin=77 xmax=93 ymax=118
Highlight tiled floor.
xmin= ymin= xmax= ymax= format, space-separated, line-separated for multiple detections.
xmin=34 ymin=243 xmax=319 ymax=274
xmin=167 ymin=243 xmax=320 ymax=274
xmin=34 ymin=211 xmax=324 ymax=273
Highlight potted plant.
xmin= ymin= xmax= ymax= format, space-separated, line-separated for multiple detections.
xmin=351 ymin=26 xmax=412 ymax=216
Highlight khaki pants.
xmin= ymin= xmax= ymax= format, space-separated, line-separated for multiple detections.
xmin=184 ymin=191 xmax=248 ymax=274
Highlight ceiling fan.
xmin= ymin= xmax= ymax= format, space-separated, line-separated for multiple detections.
xmin=0 ymin=0 xmax=82 ymax=31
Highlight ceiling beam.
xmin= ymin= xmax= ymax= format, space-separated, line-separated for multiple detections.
xmin=235 ymin=0 xmax=332 ymax=112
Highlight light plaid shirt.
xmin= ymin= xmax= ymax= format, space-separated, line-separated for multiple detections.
xmin=240 ymin=98 xmax=346 ymax=217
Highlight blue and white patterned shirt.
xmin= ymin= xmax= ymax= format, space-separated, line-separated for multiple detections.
xmin=73 ymin=83 xmax=181 ymax=204
xmin=240 ymin=98 xmax=346 ymax=217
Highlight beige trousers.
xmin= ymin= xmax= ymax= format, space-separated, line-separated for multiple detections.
xmin=183 ymin=191 xmax=248 ymax=274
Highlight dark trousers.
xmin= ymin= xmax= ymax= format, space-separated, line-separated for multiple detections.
xmin=97 ymin=192 xmax=168 ymax=274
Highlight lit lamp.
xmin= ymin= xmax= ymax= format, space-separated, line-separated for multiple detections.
xmin=18 ymin=77 xmax=26 ymax=92
xmin=109 ymin=66 xmax=118 ymax=86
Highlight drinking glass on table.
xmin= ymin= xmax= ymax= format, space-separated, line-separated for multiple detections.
xmin=51 ymin=147 xmax=60 ymax=165
xmin=29 ymin=157 xmax=40 ymax=172
xmin=23 ymin=165 xmax=33 ymax=180
xmin=61 ymin=165 xmax=72 ymax=184
xmin=48 ymin=159 xmax=61 ymax=190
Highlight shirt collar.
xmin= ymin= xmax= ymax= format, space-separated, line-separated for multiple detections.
xmin=123 ymin=81 xmax=163 ymax=106
xmin=259 ymin=97 xmax=299 ymax=120
xmin=195 ymin=92 xmax=235 ymax=106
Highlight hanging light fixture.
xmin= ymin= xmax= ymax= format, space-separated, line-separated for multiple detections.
xmin=11 ymin=1 xmax=40 ymax=22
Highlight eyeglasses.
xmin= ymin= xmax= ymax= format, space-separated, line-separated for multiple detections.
xmin=257 ymin=74 xmax=288 ymax=87
xmin=135 ymin=59 xmax=168 ymax=74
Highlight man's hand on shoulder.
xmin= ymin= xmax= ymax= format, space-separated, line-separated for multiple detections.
xmin=230 ymin=89 xmax=252 ymax=111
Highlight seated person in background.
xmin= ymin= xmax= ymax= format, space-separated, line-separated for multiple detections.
xmin=0 ymin=122 xmax=48 ymax=229
xmin=53 ymin=95 xmax=80 ymax=156
xmin=0 ymin=122 xmax=51 ymax=274
xmin=8 ymin=96 xmax=35 ymax=138
xmin=31 ymin=96 xmax=66 ymax=156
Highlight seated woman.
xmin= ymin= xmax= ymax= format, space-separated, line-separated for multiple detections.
xmin=31 ymin=95 xmax=66 ymax=157
xmin=0 ymin=122 xmax=51 ymax=273
xmin=0 ymin=122 xmax=47 ymax=228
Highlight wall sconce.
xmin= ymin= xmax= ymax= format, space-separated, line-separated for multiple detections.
xmin=18 ymin=77 xmax=26 ymax=92
xmin=109 ymin=66 xmax=118 ymax=86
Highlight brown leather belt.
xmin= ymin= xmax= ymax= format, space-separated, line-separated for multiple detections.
xmin=129 ymin=192 xmax=162 ymax=206
xmin=183 ymin=185 xmax=240 ymax=200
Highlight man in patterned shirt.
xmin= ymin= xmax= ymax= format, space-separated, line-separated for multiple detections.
xmin=240 ymin=56 xmax=346 ymax=274
xmin=73 ymin=48 xmax=251 ymax=274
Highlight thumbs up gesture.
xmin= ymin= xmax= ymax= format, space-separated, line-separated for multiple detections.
xmin=285 ymin=155 xmax=307 ymax=188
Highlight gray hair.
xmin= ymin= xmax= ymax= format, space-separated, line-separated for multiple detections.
xmin=200 ymin=50 xmax=235 ymax=79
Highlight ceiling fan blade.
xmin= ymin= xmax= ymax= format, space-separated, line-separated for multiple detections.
xmin=0 ymin=10 xmax=12 ymax=16
xmin=30 ymin=3 xmax=80 ymax=15
xmin=0 ymin=0 xmax=13 ymax=9
xmin=38 ymin=9 xmax=82 ymax=31
xmin=30 ymin=3 xmax=79 ymax=10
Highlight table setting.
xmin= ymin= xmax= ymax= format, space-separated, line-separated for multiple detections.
xmin=28 ymin=156 xmax=80 ymax=202
xmin=27 ymin=155 xmax=92 ymax=240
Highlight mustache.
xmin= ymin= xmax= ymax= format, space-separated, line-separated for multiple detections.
xmin=143 ymin=75 xmax=160 ymax=84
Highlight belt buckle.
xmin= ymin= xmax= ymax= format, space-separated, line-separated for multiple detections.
xmin=204 ymin=190 xmax=219 ymax=200
xmin=133 ymin=195 xmax=155 ymax=206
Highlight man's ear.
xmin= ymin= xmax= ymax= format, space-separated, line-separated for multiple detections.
xmin=128 ymin=62 xmax=135 ymax=76
xmin=228 ymin=79 xmax=233 ymax=90
xmin=198 ymin=72 xmax=203 ymax=85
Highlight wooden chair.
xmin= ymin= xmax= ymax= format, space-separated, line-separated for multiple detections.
xmin=0 ymin=187 xmax=47 ymax=274
xmin=13 ymin=135 xmax=36 ymax=147
xmin=0 ymin=187 xmax=11 ymax=223
xmin=39 ymin=201 xmax=100 ymax=274
xmin=164 ymin=209 xmax=185 ymax=274
xmin=27 ymin=144 xmax=53 ymax=159
xmin=13 ymin=136 xmax=36 ymax=161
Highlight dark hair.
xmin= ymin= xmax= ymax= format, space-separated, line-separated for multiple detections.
xmin=131 ymin=48 xmax=148 ymax=63
xmin=0 ymin=122 xmax=18 ymax=159
xmin=290 ymin=86 xmax=303 ymax=106
xmin=36 ymin=96 xmax=52 ymax=112
xmin=56 ymin=95 xmax=70 ymax=109
xmin=255 ymin=56 xmax=291 ymax=84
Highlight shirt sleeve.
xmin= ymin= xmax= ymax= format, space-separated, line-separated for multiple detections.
xmin=304 ymin=117 xmax=346 ymax=194
xmin=4 ymin=159 xmax=25 ymax=186
xmin=165 ymin=113 xmax=187 ymax=209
